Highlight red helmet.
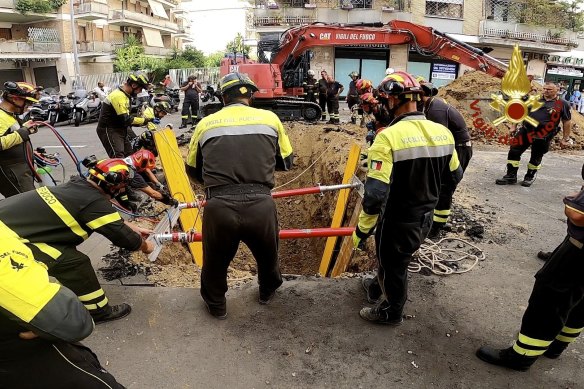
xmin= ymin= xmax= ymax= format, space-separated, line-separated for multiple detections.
xmin=88 ymin=158 xmax=134 ymax=186
xmin=360 ymin=92 xmax=379 ymax=105
xmin=377 ymin=71 xmax=422 ymax=100
xmin=355 ymin=79 xmax=373 ymax=94
xmin=129 ymin=149 xmax=156 ymax=172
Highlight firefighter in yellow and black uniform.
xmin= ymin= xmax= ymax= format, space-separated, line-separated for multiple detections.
xmin=186 ymin=72 xmax=293 ymax=319
xmin=0 ymin=237 xmax=125 ymax=388
xmin=355 ymin=72 xmax=463 ymax=325
xmin=96 ymin=72 xmax=153 ymax=158
xmin=0 ymin=158 xmax=154 ymax=324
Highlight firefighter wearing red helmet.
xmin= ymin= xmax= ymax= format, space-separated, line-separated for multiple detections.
xmin=0 ymin=157 xmax=154 ymax=324
xmin=186 ymin=72 xmax=293 ymax=319
xmin=0 ymin=81 xmax=41 ymax=197
xmin=355 ymin=71 xmax=463 ymax=325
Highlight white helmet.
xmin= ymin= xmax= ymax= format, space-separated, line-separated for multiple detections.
xmin=307 ymin=69 xmax=315 ymax=77
xmin=385 ymin=67 xmax=395 ymax=75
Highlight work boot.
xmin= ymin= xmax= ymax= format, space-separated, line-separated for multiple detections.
xmin=427 ymin=224 xmax=444 ymax=240
xmin=521 ymin=169 xmax=537 ymax=187
xmin=93 ymin=303 xmax=132 ymax=325
xmin=543 ymin=340 xmax=569 ymax=359
xmin=537 ymin=251 xmax=553 ymax=261
xmin=179 ymin=120 xmax=187 ymax=129
xmin=495 ymin=164 xmax=518 ymax=185
xmin=359 ymin=302 xmax=403 ymax=326
xmin=351 ymin=117 xmax=357 ymax=124
xmin=204 ymin=302 xmax=227 ymax=320
xmin=320 ymin=115 xmax=327 ymax=121
xmin=362 ymin=276 xmax=382 ymax=304
xmin=475 ymin=346 xmax=537 ymax=371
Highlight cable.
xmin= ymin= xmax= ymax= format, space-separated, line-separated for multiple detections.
xmin=408 ymin=237 xmax=485 ymax=275
xmin=272 ymin=143 xmax=334 ymax=190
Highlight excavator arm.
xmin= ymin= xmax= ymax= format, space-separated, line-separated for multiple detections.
xmin=272 ymin=21 xmax=508 ymax=79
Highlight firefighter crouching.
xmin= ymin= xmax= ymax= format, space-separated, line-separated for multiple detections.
xmin=0 ymin=81 xmax=41 ymax=198
xmin=0 ymin=237 xmax=125 ymax=388
xmin=302 ymin=69 xmax=318 ymax=103
xmin=416 ymin=79 xmax=473 ymax=238
xmin=96 ymin=72 xmax=154 ymax=158
xmin=477 ymin=163 xmax=584 ymax=371
xmin=0 ymin=158 xmax=154 ymax=324
xmin=355 ymin=71 xmax=463 ymax=324
xmin=185 ymin=72 xmax=293 ymax=319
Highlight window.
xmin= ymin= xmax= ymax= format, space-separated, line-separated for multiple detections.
xmin=340 ymin=0 xmax=373 ymax=9
xmin=426 ymin=0 xmax=463 ymax=18
xmin=282 ymin=0 xmax=310 ymax=7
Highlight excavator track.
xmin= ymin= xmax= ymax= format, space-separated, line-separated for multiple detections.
xmin=200 ymin=98 xmax=322 ymax=123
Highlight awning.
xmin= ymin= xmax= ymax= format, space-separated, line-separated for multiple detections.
xmin=142 ymin=27 xmax=164 ymax=48
xmin=147 ymin=0 xmax=169 ymax=19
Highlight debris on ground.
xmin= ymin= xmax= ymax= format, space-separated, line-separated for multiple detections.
xmin=100 ymin=248 xmax=151 ymax=281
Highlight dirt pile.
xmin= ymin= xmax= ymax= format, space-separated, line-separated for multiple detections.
xmin=437 ymin=71 xmax=584 ymax=150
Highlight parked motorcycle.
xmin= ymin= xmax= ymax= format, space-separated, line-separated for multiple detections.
xmin=21 ymin=92 xmax=57 ymax=122
xmin=48 ymin=90 xmax=84 ymax=125
xmin=165 ymin=88 xmax=180 ymax=112
xmin=200 ymin=85 xmax=223 ymax=118
xmin=73 ymin=91 xmax=102 ymax=127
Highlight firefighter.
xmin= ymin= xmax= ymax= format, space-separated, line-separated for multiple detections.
xmin=143 ymin=101 xmax=172 ymax=131
xmin=185 ymin=72 xmax=293 ymax=319
xmin=477 ymin=165 xmax=584 ymax=371
xmin=347 ymin=71 xmax=361 ymax=124
xmin=179 ymin=75 xmax=202 ymax=129
xmin=318 ymin=70 xmax=328 ymax=121
xmin=354 ymin=71 xmax=463 ymax=324
xmin=0 ymin=158 xmax=154 ymax=324
xmin=0 ymin=237 xmax=125 ymax=388
xmin=325 ymin=75 xmax=343 ymax=125
xmin=0 ymin=81 xmax=41 ymax=198
xmin=96 ymin=72 xmax=153 ymax=158
xmin=302 ymin=69 xmax=318 ymax=103
xmin=416 ymin=80 xmax=473 ymax=238
xmin=496 ymin=82 xmax=571 ymax=187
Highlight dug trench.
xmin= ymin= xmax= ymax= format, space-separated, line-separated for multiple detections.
xmin=100 ymin=121 xmax=378 ymax=287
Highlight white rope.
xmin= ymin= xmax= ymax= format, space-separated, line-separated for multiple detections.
xmin=272 ymin=143 xmax=334 ymax=190
xmin=409 ymin=237 xmax=485 ymax=275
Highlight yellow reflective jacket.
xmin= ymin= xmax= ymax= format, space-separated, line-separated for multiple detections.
xmin=0 ymin=109 xmax=29 ymax=164
xmin=186 ymin=103 xmax=293 ymax=188
xmin=97 ymin=87 xmax=147 ymax=129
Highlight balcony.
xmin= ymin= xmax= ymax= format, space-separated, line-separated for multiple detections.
xmin=479 ymin=20 xmax=579 ymax=52
xmin=252 ymin=7 xmax=316 ymax=30
xmin=173 ymin=25 xmax=191 ymax=38
xmin=157 ymin=0 xmax=178 ymax=9
xmin=0 ymin=40 xmax=61 ymax=58
xmin=143 ymin=46 xmax=172 ymax=56
xmin=109 ymin=10 xmax=179 ymax=33
xmin=74 ymin=2 xmax=109 ymax=20
xmin=77 ymin=41 xmax=113 ymax=57
xmin=0 ymin=0 xmax=59 ymax=23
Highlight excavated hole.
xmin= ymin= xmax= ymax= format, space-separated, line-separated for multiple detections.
xmin=105 ymin=122 xmax=376 ymax=287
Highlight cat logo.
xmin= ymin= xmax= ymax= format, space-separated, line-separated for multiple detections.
xmin=10 ymin=256 xmax=25 ymax=271
xmin=319 ymin=33 xmax=331 ymax=40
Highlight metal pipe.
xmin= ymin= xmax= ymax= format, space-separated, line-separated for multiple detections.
xmin=153 ymin=227 xmax=355 ymax=244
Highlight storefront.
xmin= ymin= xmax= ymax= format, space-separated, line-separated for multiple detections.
xmin=406 ymin=49 xmax=459 ymax=87
xmin=545 ymin=51 xmax=584 ymax=97
xmin=334 ymin=47 xmax=389 ymax=97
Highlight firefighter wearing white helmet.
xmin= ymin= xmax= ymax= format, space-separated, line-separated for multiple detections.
xmin=385 ymin=67 xmax=395 ymax=75
xmin=303 ymin=69 xmax=318 ymax=103
xmin=186 ymin=72 xmax=294 ymax=319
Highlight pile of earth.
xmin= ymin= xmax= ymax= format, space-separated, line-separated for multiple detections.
xmin=438 ymin=71 xmax=584 ymax=151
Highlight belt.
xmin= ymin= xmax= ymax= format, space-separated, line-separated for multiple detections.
xmin=455 ymin=141 xmax=472 ymax=147
xmin=569 ymin=236 xmax=583 ymax=249
xmin=205 ymin=183 xmax=271 ymax=199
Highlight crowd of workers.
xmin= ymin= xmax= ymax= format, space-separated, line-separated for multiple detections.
xmin=0 ymin=62 xmax=581 ymax=387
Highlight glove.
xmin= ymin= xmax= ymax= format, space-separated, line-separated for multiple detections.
xmin=22 ymin=120 xmax=39 ymax=134
xmin=152 ymin=118 xmax=161 ymax=125
xmin=155 ymin=182 xmax=166 ymax=191
xmin=366 ymin=129 xmax=376 ymax=145
xmin=352 ymin=227 xmax=369 ymax=250
xmin=160 ymin=191 xmax=178 ymax=207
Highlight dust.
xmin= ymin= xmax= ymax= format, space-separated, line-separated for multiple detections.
xmin=108 ymin=122 xmax=367 ymax=287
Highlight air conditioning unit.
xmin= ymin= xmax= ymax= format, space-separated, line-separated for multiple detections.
xmin=121 ymin=26 xmax=131 ymax=33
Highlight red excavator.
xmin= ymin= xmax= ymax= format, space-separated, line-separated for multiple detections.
xmin=206 ymin=20 xmax=508 ymax=121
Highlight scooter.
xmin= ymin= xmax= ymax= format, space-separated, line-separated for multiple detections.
xmin=48 ymin=90 xmax=84 ymax=125
xmin=165 ymin=88 xmax=180 ymax=112
xmin=73 ymin=91 xmax=102 ymax=127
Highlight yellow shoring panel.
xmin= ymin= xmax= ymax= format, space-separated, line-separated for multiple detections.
xmin=154 ymin=128 xmax=203 ymax=267
xmin=318 ymin=143 xmax=361 ymax=276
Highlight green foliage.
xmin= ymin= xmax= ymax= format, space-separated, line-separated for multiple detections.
xmin=225 ymin=33 xmax=250 ymax=56
xmin=113 ymin=43 xmax=145 ymax=72
xmin=180 ymin=46 xmax=206 ymax=67
xmin=205 ymin=51 xmax=225 ymax=67
xmin=15 ymin=0 xmax=66 ymax=14
xmin=510 ymin=0 xmax=584 ymax=32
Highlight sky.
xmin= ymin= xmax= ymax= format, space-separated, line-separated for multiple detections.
xmin=182 ymin=0 xmax=251 ymax=54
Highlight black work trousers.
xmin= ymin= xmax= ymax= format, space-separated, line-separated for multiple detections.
xmin=0 ymin=161 xmax=35 ymax=198
xmin=29 ymin=245 xmax=110 ymax=318
xmin=96 ymin=126 xmax=133 ymax=158
xmin=318 ymin=94 xmax=327 ymax=120
xmin=433 ymin=145 xmax=473 ymax=228
xmin=508 ymin=127 xmax=556 ymax=171
xmin=326 ymin=97 xmax=340 ymax=123
xmin=517 ymin=236 xmax=584 ymax=348
xmin=201 ymin=193 xmax=282 ymax=314
xmin=0 ymin=340 xmax=125 ymax=389
xmin=375 ymin=211 xmax=433 ymax=316
xmin=181 ymin=98 xmax=199 ymax=124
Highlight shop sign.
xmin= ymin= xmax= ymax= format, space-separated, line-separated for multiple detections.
xmin=431 ymin=63 xmax=457 ymax=80
xmin=547 ymin=66 xmax=584 ymax=77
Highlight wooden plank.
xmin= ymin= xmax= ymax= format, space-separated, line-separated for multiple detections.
xmin=318 ymin=143 xmax=361 ymax=276
xmin=330 ymin=202 xmax=362 ymax=277
xmin=153 ymin=128 xmax=203 ymax=267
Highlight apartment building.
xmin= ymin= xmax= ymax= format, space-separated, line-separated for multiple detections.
xmin=249 ymin=0 xmax=583 ymax=95
xmin=0 ymin=0 xmax=192 ymax=93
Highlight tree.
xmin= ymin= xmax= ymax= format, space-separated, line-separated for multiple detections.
xmin=510 ymin=0 xmax=584 ymax=32
xmin=226 ymin=33 xmax=250 ymax=57
xmin=205 ymin=51 xmax=225 ymax=67
xmin=180 ymin=46 xmax=206 ymax=67
xmin=113 ymin=39 xmax=145 ymax=72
